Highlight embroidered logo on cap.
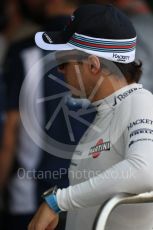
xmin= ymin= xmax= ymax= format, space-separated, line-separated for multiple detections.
xmin=113 ymin=53 xmax=130 ymax=62
xmin=44 ymin=33 xmax=53 ymax=44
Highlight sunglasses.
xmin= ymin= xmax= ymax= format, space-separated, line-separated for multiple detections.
xmin=58 ymin=62 xmax=69 ymax=70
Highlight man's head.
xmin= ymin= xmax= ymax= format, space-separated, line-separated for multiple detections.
xmin=56 ymin=50 xmax=105 ymax=99
xmin=56 ymin=50 xmax=142 ymax=100
xmin=35 ymin=4 xmax=140 ymax=101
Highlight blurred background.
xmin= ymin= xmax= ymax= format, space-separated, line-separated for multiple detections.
xmin=0 ymin=0 xmax=153 ymax=229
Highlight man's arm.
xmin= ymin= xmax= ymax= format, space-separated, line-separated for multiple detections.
xmin=28 ymin=91 xmax=153 ymax=230
xmin=0 ymin=111 xmax=20 ymax=188
xmin=57 ymin=92 xmax=153 ymax=211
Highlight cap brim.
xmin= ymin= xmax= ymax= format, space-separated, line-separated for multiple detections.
xmin=35 ymin=32 xmax=74 ymax=51
xmin=35 ymin=32 xmax=136 ymax=63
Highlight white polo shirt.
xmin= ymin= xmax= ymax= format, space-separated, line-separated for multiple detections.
xmin=57 ymin=83 xmax=153 ymax=230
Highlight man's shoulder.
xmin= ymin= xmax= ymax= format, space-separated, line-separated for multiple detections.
xmin=114 ymin=86 xmax=153 ymax=122
xmin=113 ymin=86 xmax=153 ymax=137
xmin=127 ymin=87 xmax=152 ymax=106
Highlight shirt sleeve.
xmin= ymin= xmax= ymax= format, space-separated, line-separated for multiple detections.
xmin=56 ymin=91 xmax=153 ymax=211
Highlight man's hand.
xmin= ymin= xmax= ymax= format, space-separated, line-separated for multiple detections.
xmin=28 ymin=202 xmax=59 ymax=230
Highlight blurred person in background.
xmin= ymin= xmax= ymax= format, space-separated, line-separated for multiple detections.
xmin=147 ymin=0 xmax=153 ymax=10
xmin=0 ymin=0 xmax=43 ymax=219
xmin=3 ymin=0 xmax=40 ymax=43
xmin=0 ymin=0 xmax=8 ymax=131
xmin=0 ymin=1 xmax=8 ymax=66
xmin=0 ymin=0 xmax=9 ymax=228
xmin=0 ymin=0 xmax=42 ymax=148
xmin=0 ymin=0 xmax=40 ymax=75
xmin=0 ymin=0 xmax=95 ymax=230
xmin=0 ymin=68 xmax=6 ymax=228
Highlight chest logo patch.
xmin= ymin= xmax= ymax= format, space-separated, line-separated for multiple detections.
xmin=89 ymin=139 xmax=111 ymax=159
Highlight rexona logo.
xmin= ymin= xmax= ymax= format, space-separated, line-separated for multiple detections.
xmin=89 ymin=139 xmax=110 ymax=159
xmin=113 ymin=87 xmax=142 ymax=106
xmin=113 ymin=53 xmax=130 ymax=62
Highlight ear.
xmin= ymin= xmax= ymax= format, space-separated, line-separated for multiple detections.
xmin=87 ymin=55 xmax=101 ymax=74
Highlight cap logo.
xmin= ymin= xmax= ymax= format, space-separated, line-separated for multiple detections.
xmin=44 ymin=33 xmax=53 ymax=44
xmin=113 ymin=53 xmax=130 ymax=62
xmin=71 ymin=15 xmax=75 ymax=21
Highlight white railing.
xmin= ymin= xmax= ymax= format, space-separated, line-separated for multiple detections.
xmin=93 ymin=192 xmax=153 ymax=230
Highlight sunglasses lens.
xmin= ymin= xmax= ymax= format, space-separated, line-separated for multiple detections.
xmin=58 ymin=63 xmax=68 ymax=70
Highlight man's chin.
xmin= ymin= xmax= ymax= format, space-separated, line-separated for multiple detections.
xmin=66 ymin=95 xmax=91 ymax=108
xmin=71 ymin=93 xmax=87 ymax=99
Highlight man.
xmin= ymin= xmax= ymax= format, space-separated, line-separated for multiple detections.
xmin=29 ymin=4 xmax=153 ymax=230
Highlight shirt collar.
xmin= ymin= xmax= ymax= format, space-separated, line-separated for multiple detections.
xmin=92 ymin=83 xmax=143 ymax=112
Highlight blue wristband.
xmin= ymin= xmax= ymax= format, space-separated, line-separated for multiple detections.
xmin=44 ymin=194 xmax=61 ymax=214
